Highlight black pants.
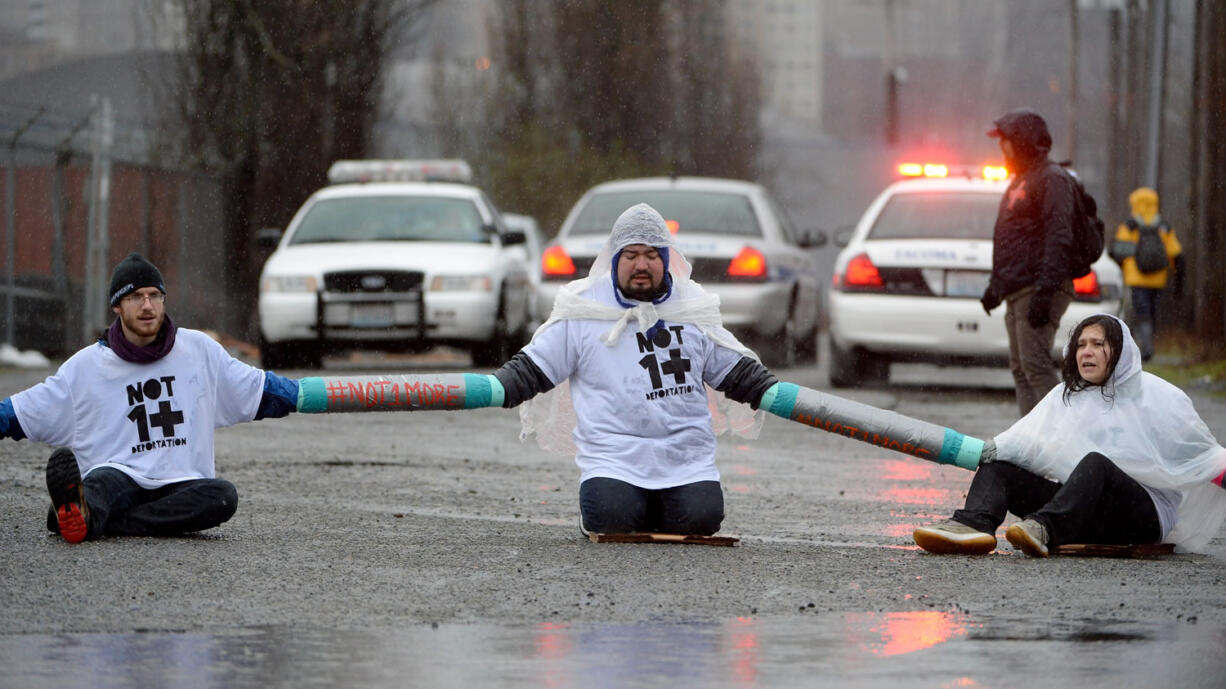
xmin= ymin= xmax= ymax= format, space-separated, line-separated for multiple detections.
xmin=49 ymin=466 xmax=238 ymax=539
xmin=579 ymin=477 xmax=723 ymax=535
xmin=1131 ymin=286 xmax=1159 ymax=361
xmin=953 ymin=453 xmax=1161 ymax=547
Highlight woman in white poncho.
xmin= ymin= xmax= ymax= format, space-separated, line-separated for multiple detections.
xmin=914 ymin=313 xmax=1226 ymax=556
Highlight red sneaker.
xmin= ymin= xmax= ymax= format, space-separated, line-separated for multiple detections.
xmin=45 ymin=448 xmax=89 ymax=544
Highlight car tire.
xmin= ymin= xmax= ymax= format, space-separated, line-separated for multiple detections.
xmin=795 ymin=324 xmax=819 ymax=365
xmin=260 ymin=337 xmax=289 ymax=370
xmin=471 ymin=293 xmax=512 ymax=368
xmin=828 ymin=337 xmax=888 ymax=388
xmin=511 ymin=301 xmax=532 ymax=351
xmin=260 ymin=339 xmax=323 ymax=371
xmin=762 ymin=310 xmax=798 ymax=369
xmin=298 ymin=341 xmax=323 ymax=370
xmin=862 ymin=351 xmax=888 ymax=385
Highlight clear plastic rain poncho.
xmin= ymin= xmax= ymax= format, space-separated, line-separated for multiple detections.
xmin=519 ymin=203 xmax=765 ymax=456
xmin=994 ymin=314 xmax=1226 ymax=552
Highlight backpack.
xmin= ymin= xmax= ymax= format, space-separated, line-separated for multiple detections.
xmin=1057 ymin=166 xmax=1106 ymax=280
xmin=1128 ymin=219 xmax=1170 ymax=273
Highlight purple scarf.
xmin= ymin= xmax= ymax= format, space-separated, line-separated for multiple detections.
xmin=106 ymin=314 xmax=178 ymax=363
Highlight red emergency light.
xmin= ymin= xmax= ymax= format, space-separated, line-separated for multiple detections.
xmin=898 ymin=162 xmax=1009 ymax=181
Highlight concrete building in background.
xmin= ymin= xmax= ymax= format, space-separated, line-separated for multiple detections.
xmin=0 ymin=0 xmax=181 ymax=81
xmin=376 ymin=0 xmax=494 ymax=158
xmin=727 ymin=0 xmax=825 ymax=131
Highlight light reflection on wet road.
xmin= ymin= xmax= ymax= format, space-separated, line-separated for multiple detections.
xmin=1 ymin=613 xmax=1219 ymax=689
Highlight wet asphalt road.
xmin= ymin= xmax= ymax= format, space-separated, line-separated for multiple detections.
xmin=2 ymin=350 xmax=1224 ymax=688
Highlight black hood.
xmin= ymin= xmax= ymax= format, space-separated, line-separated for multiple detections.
xmin=988 ymin=108 xmax=1052 ymax=155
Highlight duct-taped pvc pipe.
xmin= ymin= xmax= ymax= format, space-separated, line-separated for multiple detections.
xmin=759 ymin=382 xmax=983 ymax=470
xmin=295 ymin=374 xmax=982 ymax=470
xmin=297 ymin=373 xmax=504 ymax=413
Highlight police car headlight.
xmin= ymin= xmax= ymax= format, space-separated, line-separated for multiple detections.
xmin=261 ymin=275 xmax=318 ymax=293
xmin=430 ymin=275 xmax=493 ymax=291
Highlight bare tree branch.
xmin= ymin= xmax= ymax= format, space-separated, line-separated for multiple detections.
xmin=157 ymin=0 xmax=439 ymax=337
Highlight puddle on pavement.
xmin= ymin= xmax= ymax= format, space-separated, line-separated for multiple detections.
xmin=1 ymin=612 xmax=1219 ymax=689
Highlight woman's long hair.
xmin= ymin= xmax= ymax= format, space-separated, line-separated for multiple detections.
xmin=1061 ymin=314 xmax=1125 ymax=405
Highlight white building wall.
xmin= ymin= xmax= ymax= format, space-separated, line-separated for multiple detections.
xmin=0 ymin=0 xmax=180 ymax=79
xmin=728 ymin=0 xmax=824 ymax=130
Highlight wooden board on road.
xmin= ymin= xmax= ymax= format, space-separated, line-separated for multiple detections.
xmin=588 ymin=532 xmax=740 ymax=547
xmin=1052 ymin=543 xmax=1175 ymax=558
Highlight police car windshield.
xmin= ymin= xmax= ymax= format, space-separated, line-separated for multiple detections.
xmin=869 ymin=192 xmax=1000 ymax=241
xmin=290 ymin=196 xmax=488 ymax=245
xmin=570 ymin=190 xmax=761 ymax=236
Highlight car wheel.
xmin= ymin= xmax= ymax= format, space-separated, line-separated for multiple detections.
xmin=260 ymin=337 xmax=288 ymax=370
xmin=828 ymin=337 xmax=888 ymax=388
xmin=828 ymin=337 xmax=858 ymax=388
xmin=762 ymin=310 xmax=797 ymax=369
xmin=298 ymin=341 xmax=324 ymax=370
xmin=471 ymin=294 xmax=512 ymax=368
xmin=862 ymin=351 xmax=889 ymax=384
xmin=511 ymin=301 xmax=532 ymax=351
xmin=260 ymin=339 xmax=322 ymax=371
xmin=795 ymin=325 xmax=819 ymax=365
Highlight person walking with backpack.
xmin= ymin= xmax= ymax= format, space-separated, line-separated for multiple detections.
xmin=1108 ymin=187 xmax=1183 ymax=362
xmin=978 ymin=108 xmax=1080 ymax=416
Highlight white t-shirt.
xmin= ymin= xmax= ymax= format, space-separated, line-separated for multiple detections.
xmin=12 ymin=328 xmax=265 ymax=488
xmin=523 ymin=280 xmax=743 ymax=489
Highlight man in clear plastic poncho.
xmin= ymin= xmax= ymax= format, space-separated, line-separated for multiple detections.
xmin=490 ymin=203 xmax=777 ymax=535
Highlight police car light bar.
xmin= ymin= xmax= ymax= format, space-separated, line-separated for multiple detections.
xmin=982 ymin=165 xmax=1009 ymax=181
xmin=327 ymin=159 xmax=473 ymax=185
xmin=898 ymin=162 xmax=1009 ymax=181
xmin=899 ymin=163 xmax=946 ymax=177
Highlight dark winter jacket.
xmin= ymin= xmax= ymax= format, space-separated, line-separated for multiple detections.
xmin=984 ymin=109 xmax=1079 ymax=302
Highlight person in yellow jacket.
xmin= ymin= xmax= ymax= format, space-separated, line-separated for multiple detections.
xmin=1108 ymin=187 xmax=1184 ymax=362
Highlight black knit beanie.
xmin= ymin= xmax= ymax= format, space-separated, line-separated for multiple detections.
xmin=109 ymin=253 xmax=165 ymax=306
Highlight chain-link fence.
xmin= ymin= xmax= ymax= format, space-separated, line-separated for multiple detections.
xmin=1 ymin=101 xmax=230 ymax=358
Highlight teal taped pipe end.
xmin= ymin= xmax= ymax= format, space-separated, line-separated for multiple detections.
xmin=937 ymin=429 xmax=984 ymax=470
xmin=758 ymin=383 xmax=777 ymax=413
xmin=297 ymin=377 xmax=328 ymax=413
xmin=488 ymin=376 xmax=505 ymax=408
xmin=955 ymin=435 xmax=985 ymax=470
xmin=462 ymin=374 xmax=504 ymax=409
xmin=761 ymin=382 xmax=799 ymax=418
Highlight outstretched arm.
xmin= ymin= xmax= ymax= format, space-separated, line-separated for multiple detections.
xmin=254 ymin=371 xmax=300 ymax=420
xmin=713 ymin=356 xmax=777 ymax=409
xmin=492 ymin=351 xmax=556 ymax=408
xmin=0 ymin=398 xmax=27 ymax=441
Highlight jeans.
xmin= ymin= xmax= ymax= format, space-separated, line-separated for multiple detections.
xmin=1131 ymin=286 xmax=1159 ymax=361
xmin=56 ymin=466 xmax=239 ymax=539
xmin=952 ymin=454 xmax=1160 ymax=547
xmin=579 ymin=477 xmax=724 ymax=535
xmin=1004 ymin=283 xmax=1073 ymax=416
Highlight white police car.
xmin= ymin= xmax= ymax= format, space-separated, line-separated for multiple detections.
xmin=827 ymin=163 xmax=1123 ymax=388
xmin=500 ymin=212 xmax=545 ymax=329
xmin=257 ymin=160 xmax=532 ymax=369
xmin=536 ymin=176 xmax=827 ymax=367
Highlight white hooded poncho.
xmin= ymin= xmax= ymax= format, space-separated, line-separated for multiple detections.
xmin=519 ymin=203 xmax=764 ymax=460
xmin=994 ymin=314 xmax=1226 ymax=552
